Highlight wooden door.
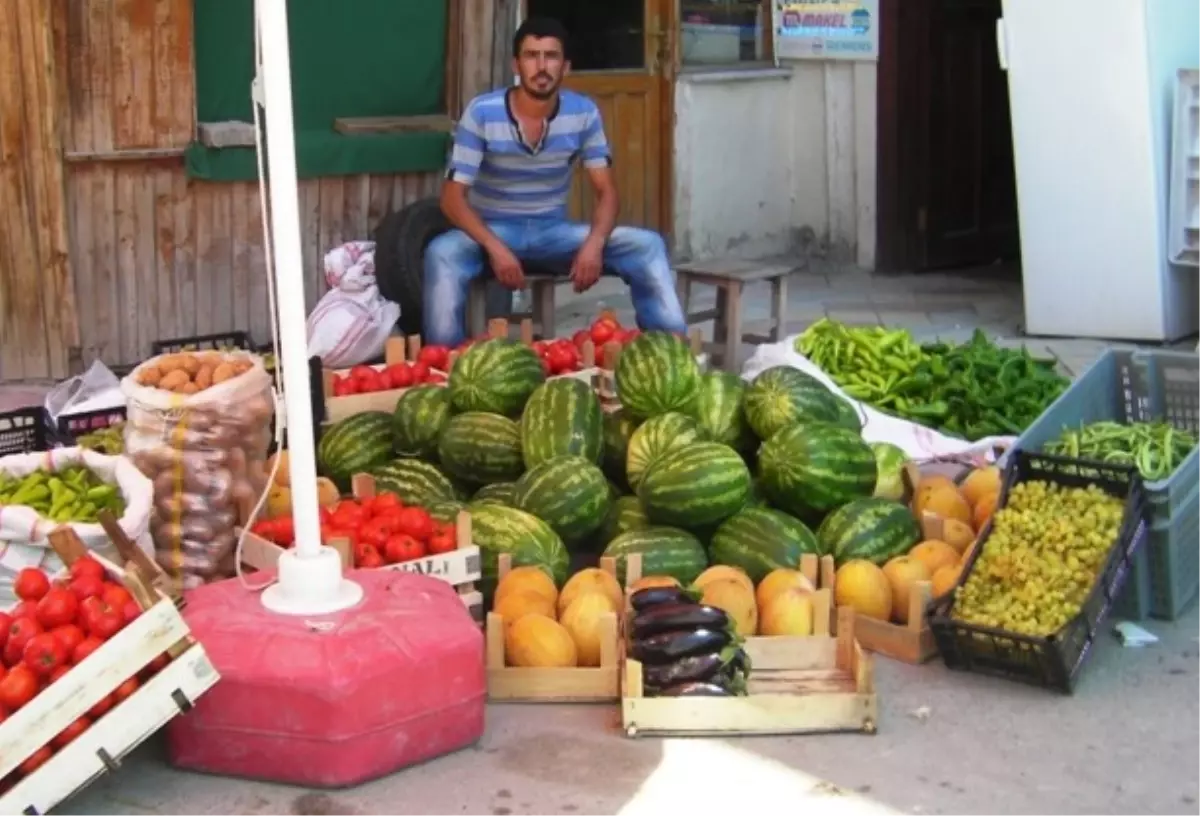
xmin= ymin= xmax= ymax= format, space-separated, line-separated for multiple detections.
xmin=525 ymin=0 xmax=674 ymax=235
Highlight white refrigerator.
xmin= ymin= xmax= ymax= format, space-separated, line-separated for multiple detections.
xmin=998 ymin=0 xmax=1200 ymax=342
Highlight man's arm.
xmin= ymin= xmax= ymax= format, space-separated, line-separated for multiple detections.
xmin=440 ymin=104 xmax=504 ymax=255
xmin=580 ymin=106 xmax=619 ymax=246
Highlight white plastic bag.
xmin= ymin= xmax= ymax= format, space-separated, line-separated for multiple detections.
xmin=306 ymin=240 xmax=400 ymax=367
xmin=44 ymin=360 xmax=126 ymax=427
xmin=0 ymin=447 xmax=154 ymax=604
xmin=741 ymin=336 xmax=1015 ymax=464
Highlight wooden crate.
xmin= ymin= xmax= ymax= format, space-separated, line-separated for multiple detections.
xmin=321 ymin=335 xmax=448 ymax=423
xmin=0 ymin=530 xmax=219 ymax=814
xmin=485 ymin=554 xmax=621 ymax=703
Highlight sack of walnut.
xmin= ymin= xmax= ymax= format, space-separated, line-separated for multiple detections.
xmin=121 ymin=349 xmax=275 ymax=590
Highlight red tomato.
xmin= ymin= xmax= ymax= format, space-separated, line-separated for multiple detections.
xmin=427 ymin=532 xmax=457 ymax=555
xmin=349 ymin=364 xmax=377 ymax=382
xmin=547 ymin=344 xmax=578 ymax=374
xmin=47 ymin=665 xmax=70 ymax=683
xmin=332 ymin=376 xmax=356 ymax=397
xmin=10 ymin=601 xmax=38 ymax=622
xmin=18 ymin=745 xmax=53 ymax=776
xmin=571 ymin=329 xmax=591 ymax=348
xmin=371 ymin=493 xmax=402 ymax=514
xmin=0 ymin=665 xmax=39 ymax=711
xmin=417 ymin=345 xmax=449 ymax=370
xmin=439 ymin=520 xmax=459 ymax=538
xmin=357 ymin=517 xmax=392 ymax=549
xmin=23 ymin=633 xmax=66 ymax=677
xmin=411 ymin=362 xmax=431 ymax=383
xmin=101 ymin=584 xmax=134 ymax=612
xmin=271 ymin=516 xmax=296 ymax=547
xmin=357 ymin=371 xmax=386 ymax=393
xmin=72 ymin=636 xmax=105 ymax=665
xmin=143 ymin=652 xmax=170 ymax=676
xmin=332 ymin=501 xmax=367 ymax=529
xmin=385 ymin=363 xmax=414 ymax=389
xmin=87 ymin=692 xmax=114 ymax=719
xmin=69 ymin=557 xmax=106 ymax=584
xmin=384 ymin=534 xmax=425 ymax=564
xmin=122 ymin=601 xmax=142 ymax=625
xmin=531 ymin=340 xmax=549 ymax=356
xmin=52 ymin=716 xmax=91 ymax=749
xmin=68 ymin=575 xmax=105 ymax=603
xmin=36 ymin=588 xmax=79 ymax=630
xmin=8 ymin=618 xmax=42 ymax=657
xmin=113 ymin=676 xmax=139 ymax=702
xmin=13 ymin=568 xmax=50 ymax=602
xmin=50 ymin=625 xmax=85 ymax=655
xmin=80 ymin=598 xmax=123 ymax=641
xmin=396 ymin=507 xmax=434 ymax=541
xmin=356 ymin=544 xmax=385 ymax=569
xmin=590 ymin=319 xmax=619 ymax=345
xmin=0 ymin=613 xmax=11 ymax=650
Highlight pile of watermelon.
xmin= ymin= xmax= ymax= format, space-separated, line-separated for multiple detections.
xmin=315 ymin=332 xmax=922 ymax=596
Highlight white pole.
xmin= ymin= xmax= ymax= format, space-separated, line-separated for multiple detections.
xmin=256 ymin=0 xmax=362 ymax=614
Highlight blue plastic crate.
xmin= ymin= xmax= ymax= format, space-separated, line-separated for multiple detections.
xmin=1013 ymin=349 xmax=1199 ymax=619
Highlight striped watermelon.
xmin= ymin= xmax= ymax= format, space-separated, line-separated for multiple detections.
xmin=392 ymin=385 xmax=451 ymax=459
xmin=626 ymin=412 xmax=702 ymax=491
xmin=437 ymin=412 xmax=525 ymax=485
xmin=448 ymin=338 xmax=544 ymax=416
xmin=743 ymin=366 xmax=843 ymax=441
xmin=614 ymin=332 xmax=702 ymax=420
xmin=520 ymin=379 xmax=603 ymax=468
xmin=816 ymin=497 xmax=921 ymax=566
xmin=691 ymin=371 xmax=754 ymax=452
xmin=602 ymin=410 xmax=640 ymax=488
xmin=372 ymin=458 xmax=465 ymax=506
xmin=638 ymin=442 xmax=751 ymax=529
xmin=468 ymin=503 xmax=570 ymax=595
xmin=833 ymin=397 xmax=863 ymax=432
xmin=473 ymin=482 xmax=517 ymax=506
xmin=602 ymin=527 xmax=708 ymax=585
xmin=317 ymin=412 xmax=395 ymax=489
xmin=600 ymin=495 xmax=652 ymax=545
xmin=514 ymin=456 xmax=611 ymax=544
xmin=427 ymin=499 xmax=466 ymax=524
xmin=758 ymin=422 xmax=877 ymax=522
xmin=710 ymin=507 xmax=820 ymax=583
xmin=745 ymin=478 xmax=769 ymax=508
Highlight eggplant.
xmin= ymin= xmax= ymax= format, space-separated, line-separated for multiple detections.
xmin=631 ymin=628 xmax=734 ymax=665
xmin=657 ymin=682 xmax=732 ymax=697
xmin=643 ymin=651 xmax=727 ymax=689
xmin=631 ymin=603 xmax=732 ymax=639
xmin=629 ymin=585 xmax=701 ymax=613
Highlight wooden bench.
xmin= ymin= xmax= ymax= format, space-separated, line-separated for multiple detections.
xmin=675 ymin=260 xmax=794 ymax=371
xmin=467 ymin=274 xmax=559 ymax=339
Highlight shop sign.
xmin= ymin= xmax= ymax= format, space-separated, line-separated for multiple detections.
xmin=774 ymin=0 xmax=880 ymax=61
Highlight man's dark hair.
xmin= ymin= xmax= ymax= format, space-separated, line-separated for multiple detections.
xmin=512 ymin=16 xmax=569 ymax=58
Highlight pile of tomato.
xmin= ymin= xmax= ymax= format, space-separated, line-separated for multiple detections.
xmin=251 ymin=493 xmax=457 ymax=569
xmin=529 ymin=314 xmax=641 ymax=376
xmin=0 ymin=557 xmax=172 ymax=781
xmin=329 ymin=344 xmax=451 ymax=397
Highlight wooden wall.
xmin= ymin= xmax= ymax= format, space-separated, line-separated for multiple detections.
xmin=0 ymin=0 xmax=508 ymax=381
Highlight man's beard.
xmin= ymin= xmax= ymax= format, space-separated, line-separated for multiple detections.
xmin=523 ymin=73 xmax=559 ymax=100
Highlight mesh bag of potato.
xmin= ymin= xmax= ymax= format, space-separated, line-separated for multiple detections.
xmin=121 ymin=350 xmax=275 ymax=589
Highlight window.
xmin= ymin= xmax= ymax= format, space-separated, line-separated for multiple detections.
xmin=187 ymin=0 xmax=454 ymax=182
xmin=680 ymin=0 xmax=774 ymax=66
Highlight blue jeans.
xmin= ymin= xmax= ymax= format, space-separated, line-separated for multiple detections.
xmin=422 ymin=218 xmax=688 ymax=346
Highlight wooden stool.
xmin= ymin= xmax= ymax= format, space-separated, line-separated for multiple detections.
xmin=467 ymin=274 xmax=558 ymax=339
xmin=675 ymin=260 xmax=793 ymax=371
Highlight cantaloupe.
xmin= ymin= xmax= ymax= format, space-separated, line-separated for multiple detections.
xmin=973 ymin=491 xmax=1001 ymax=532
xmin=700 ymin=579 xmax=758 ymax=637
xmin=960 ymin=466 xmax=1002 ymax=508
xmin=496 ymin=566 xmax=558 ymax=608
xmin=560 ymin=592 xmax=617 ymax=667
xmin=940 ymin=518 xmax=976 ymax=555
xmin=882 ymin=556 xmax=931 ymax=624
xmin=694 ymin=565 xmax=754 ymax=596
xmin=931 ymin=564 xmax=962 ymax=598
xmin=629 ymin=575 xmax=680 ymax=592
xmin=834 ymin=560 xmax=892 ymax=621
xmin=755 ymin=568 xmax=815 ymax=612
xmin=758 ymin=589 xmax=814 ymax=636
xmin=558 ymin=568 xmax=623 ymax=615
xmin=909 ymin=539 xmax=959 ymax=576
xmin=505 ymin=614 xmax=578 ymax=668
xmin=916 ymin=484 xmax=973 ymax=527
xmin=494 ymin=589 xmax=556 ymax=627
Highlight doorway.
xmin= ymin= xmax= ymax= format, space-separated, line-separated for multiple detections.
xmin=876 ymin=0 xmax=1020 ymax=272
xmin=523 ymin=0 xmax=675 ymax=235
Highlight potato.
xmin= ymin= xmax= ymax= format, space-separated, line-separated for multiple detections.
xmin=137 ymin=366 xmax=163 ymax=386
xmin=179 ymin=354 xmax=201 ymax=376
xmin=178 ymin=382 xmax=199 ymax=395
xmin=212 ymin=363 xmax=237 ymax=385
xmin=194 ymin=364 xmax=214 ymax=390
xmin=159 ymin=369 xmax=190 ymax=391
xmin=157 ymin=354 xmax=185 ymax=373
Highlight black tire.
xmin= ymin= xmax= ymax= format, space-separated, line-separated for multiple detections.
xmin=373 ymin=197 xmax=452 ymax=336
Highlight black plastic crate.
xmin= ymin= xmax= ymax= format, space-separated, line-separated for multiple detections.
xmin=0 ymin=407 xmax=49 ymax=457
xmin=52 ymin=405 xmax=128 ymax=447
xmin=151 ymin=331 xmax=253 ymax=355
xmin=929 ymin=451 xmax=1148 ymax=693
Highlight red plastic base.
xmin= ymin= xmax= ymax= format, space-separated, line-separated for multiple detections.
xmin=167 ymin=568 xmax=485 ymax=788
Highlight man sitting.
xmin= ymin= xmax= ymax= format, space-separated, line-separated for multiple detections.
xmin=423 ymin=16 xmax=688 ymax=346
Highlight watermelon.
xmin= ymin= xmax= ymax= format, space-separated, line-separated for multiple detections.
xmin=372 ymin=458 xmax=464 ymax=505
xmin=870 ymin=442 xmax=909 ymax=501
xmin=600 ymin=495 xmax=652 ymax=545
xmin=743 ymin=366 xmax=843 ymax=441
xmin=602 ymin=527 xmax=708 ymax=585
xmin=520 ymin=378 xmax=603 ymax=468
xmin=745 ymin=478 xmax=769 ymax=508
xmin=392 ymin=385 xmax=451 ymax=459
xmin=317 ymin=412 xmax=395 ymax=489
xmin=614 ymin=332 xmax=702 ymax=420
xmin=513 ymin=456 xmax=611 ymax=544
xmin=473 ymin=481 xmax=517 ymax=506
xmin=833 ymin=397 xmax=863 ymax=432
xmin=638 ymin=442 xmax=751 ymax=529
xmin=437 ymin=412 xmax=525 ymax=485
xmin=427 ymin=499 xmax=466 ymax=523
xmin=626 ymin=412 xmax=702 ymax=491
xmin=447 ymin=338 xmax=544 ymax=416
xmin=602 ymin=410 xmax=640 ymax=488
xmin=709 ymin=507 xmax=820 ymax=583
xmin=690 ymin=371 xmax=754 ymax=452
xmin=758 ymin=423 xmax=878 ymax=522
xmin=468 ymin=503 xmax=570 ymax=595
xmin=817 ymin=497 xmax=921 ymax=566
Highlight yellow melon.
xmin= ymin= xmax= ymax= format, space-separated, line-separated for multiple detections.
xmin=557 ymin=568 xmax=623 ymax=615
xmin=693 ymin=565 xmax=754 ymax=596
xmin=931 ymin=564 xmax=962 ymax=599
xmin=941 ymin=518 xmax=976 ymax=555
xmin=909 ymin=539 xmax=960 ymax=576
xmin=973 ymin=491 xmax=1001 ymax=532
xmin=629 ymin=575 xmax=680 ymax=592
xmin=495 ymin=567 xmax=558 ymax=608
xmin=758 ymin=588 xmax=815 ymax=636
xmin=960 ymin=466 xmax=1002 ymax=508
xmin=882 ymin=556 xmax=932 ymax=624
xmin=700 ymin=579 xmax=758 ymax=637
xmin=493 ymin=589 xmax=556 ymax=627
xmin=505 ymin=614 xmax=578 ymax=668
xmin=834 ymin=560 xmax=892 ymax=622
xmin=267 ymin=450 xmax=291 ymax=487
xmin=560 ymin=592 xmax=617 ymax=667
xmin=265 ymin=485 xmax=292 ymax=519
xmin=315 ymin=477 xmax=341 ymax=508
xmin=917 ymin=474 xmax=957 ymax=493
xmin=915 ymin=484 xmax=973 ymax=526
xmin=755 ymin=568 xmax=815 ymax=612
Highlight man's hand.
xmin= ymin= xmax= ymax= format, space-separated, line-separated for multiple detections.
xmin=487 ymin=243 xmax=525 ymax=290
xmin=570 ymin=237 xmax=605 ymax=293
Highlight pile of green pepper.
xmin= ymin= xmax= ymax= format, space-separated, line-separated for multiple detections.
xmin=0 ymin=466 xmax=126 ymax=522
xmin=795 ymin=320 xmax=1069 ymax=440
xmin=1044 ymin=420 xmax=1197 ymax=482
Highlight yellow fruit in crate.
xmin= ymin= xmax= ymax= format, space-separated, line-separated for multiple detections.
xmin=558 ymin=568 xmax=622 ymax=615
xmin=700 ymin=579 xmax=758 ymax=637
xmin=265 ymin=485 xmax=292 ymax=519
xmin=693 ymin=565 xmax=754 ymax=596
xmin=494 ymin=589 xmax=556 ymax=627
xmin=496 ymin=567 xmax=558 ymax=608
xmin=941 ymin=518 xmax=976 ymax=555
xmin=758 ymin=589 xmax=815 ymax=636
xmin=629 ymin=575 xmax=680 ymax=592
xmin=915 ymin=485 xmax=973 ymax=527
xmin=973 ymin=491 xmax=1001 ymax=532
xmin=960 ymin=466 xmax=1002 ymax=508
xmin=917 ymin=474 xmax=957 ymax=493
xmin=882 ymin=556 xmax=932 ymax=624
xmin=560 ymin=592 xmax=618 ymax=667
xmin=834 ymin=560 xmax=892 ymax=622
xmin=755 ymin=568 xmax=815 ymax=612
xmin=267 ymin=450 xmax=291 ymax=487
xmin=505 ymin=614 xmax=578 ymax=668
xmin=931 ymin=564 xmax=962 ymax=599
xmin=909 ymin=540 xmax=960 ymax=576
xmin=316 ymin=478 xmax=340 ymax=508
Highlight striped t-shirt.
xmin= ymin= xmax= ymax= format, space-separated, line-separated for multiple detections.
xmin=445 ymin=88 xmax=612 ymax=220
